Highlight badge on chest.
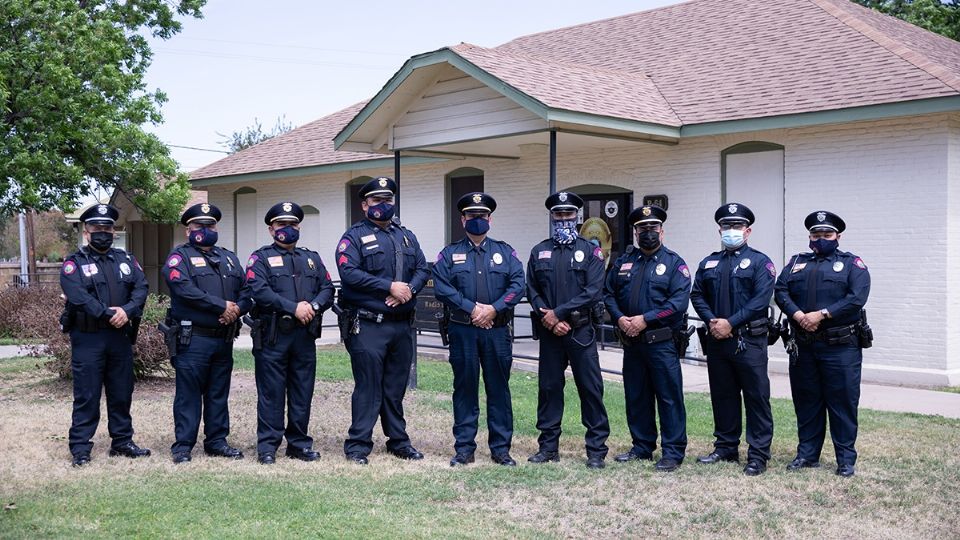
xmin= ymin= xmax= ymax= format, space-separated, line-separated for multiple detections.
xmin=190 ymin=257 xmax=206 ymax=267
xmin=268 ymin=256 xmax=284 ymax=267
xmin=81 ymin=263 xmax=99 ymax=277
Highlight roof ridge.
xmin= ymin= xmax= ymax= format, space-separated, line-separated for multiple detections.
xmin=810 ymin=0 xmax=960 ymax=92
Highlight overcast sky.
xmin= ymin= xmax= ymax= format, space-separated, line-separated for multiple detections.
xmin=143 ymin=0 xmax=682 ymax=172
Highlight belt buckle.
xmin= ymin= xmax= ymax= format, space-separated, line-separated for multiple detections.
xmin=376 ymin=313 xmax=383 ymax=323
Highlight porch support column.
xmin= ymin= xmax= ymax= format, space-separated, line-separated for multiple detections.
xmin=549 ymin=129 xmax=557 ymax=195
xmin=394 ymin=150 xmax=401 ymax=217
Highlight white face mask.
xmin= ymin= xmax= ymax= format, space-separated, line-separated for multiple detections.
xmin=720 ymin=229 xmax=745 ymax=249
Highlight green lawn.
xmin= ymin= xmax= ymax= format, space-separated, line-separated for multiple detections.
xmin=0 ymin=349 xmax=957 ymax=538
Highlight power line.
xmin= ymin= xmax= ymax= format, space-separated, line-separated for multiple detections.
xmin=166 ymin=144 xmax=229 ymax=154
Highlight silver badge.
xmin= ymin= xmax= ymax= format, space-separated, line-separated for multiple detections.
xmin=833 ymin=261 xmax=844 ymax=272
xmin=728 ymin=203 xmax=738 ymax=214
xmin=492 ymin=253 xmax=503 ymax=265
xmin=739 ymin=258 xmax=751 ymax=269
xmin=574 ymin=250 xmax=584 ymax=262
xmin=97 ymin=205 xmax=107 ymax=215
xmin=559 ymin=192 xmax=568 ymax=202
xmin=119 ymin=262 xmax=131 ymax=275
xmin=817 ymin=212 xmax=826 ymax=222
xmin=282 ymin=202 xmax=293 ymax=212
xmin=655 ymin=263 xmax=666 ymax=275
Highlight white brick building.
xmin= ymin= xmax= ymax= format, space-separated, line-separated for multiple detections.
xmin=188 ymin=0 xmax=960 ymax=385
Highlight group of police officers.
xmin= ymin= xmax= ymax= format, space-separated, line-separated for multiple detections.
xmin=61 ymin=176 xmax=871 ymax=477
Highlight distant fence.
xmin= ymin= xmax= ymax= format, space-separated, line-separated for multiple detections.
xmin=0 ymin=263 xmax=61 ymax=287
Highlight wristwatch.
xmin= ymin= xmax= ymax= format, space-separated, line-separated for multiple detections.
xmin=819 ymin=308 xmax=830 ymax=319
xmin=311 ymin=302 xmax=320 ymax=312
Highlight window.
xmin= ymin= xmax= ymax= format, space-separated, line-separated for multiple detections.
xmin=346 ymin=176 xmax=372 ymax=227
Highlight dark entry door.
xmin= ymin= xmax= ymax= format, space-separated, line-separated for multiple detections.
xmin=448 ymin=175 xmax=484 ymax=243
xmin=579 ymin=192 xmax=631 ymax=269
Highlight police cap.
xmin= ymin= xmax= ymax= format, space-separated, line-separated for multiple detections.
xmin=804 ymin=210 xmax=845 ymax=233
xmin=264 ymin=201 xmax=304 ymax=225
xmin=714 ymin=202 xmax=755 ymax=226
xmin=457 ymin=192 xmax=496 ymax=214
xmin=358 ymin=177 xmax=396 ymax=199
xmin=628 ymin=204 xmax=667 ymax=226
xmin=544 ymin=191 xmax=583 ymax=212
xmin=180 ymin=203 xmax=221 ymax=226
xmin=79 ymin=204 xmax=119 ymax=225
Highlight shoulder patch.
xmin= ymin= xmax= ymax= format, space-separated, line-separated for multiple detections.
xmin=511 ymin=249 xmax=520 ymax=260
xmin=593 ymin=246 xmax=603 ymax=260
xmin=168 ymin=268 xmax=182 ymax=281
xmin=167 ymin=254 xmax=182 ymax=267
xmin=436 ymin=251 xmax=444 ymax=263
xmin=62 ymin=261 xmax=76 ymax=275
xmin=338 ymin=239 xmax=351 ymax=253
xmin=765 ymin=262 xmax=776 ymax=277
xmin=854 ymin=257 xmax=867 ymax=270
xmin=247 ymin=254 xmax=259 ymax=268
xmin=678 ymin=264 xmax=690 ymax=278
xmin=338 ymin=254 xmax=348 ymax=266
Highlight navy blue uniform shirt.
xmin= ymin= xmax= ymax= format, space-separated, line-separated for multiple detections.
xmin=162 ymin=243 xmax=253 ymax=327
xmin=432 ymin=236 xmax=525 ymax=316
xmin=603 ymin=245 xmax=691 ymax=329
xmin=527 ymin=237 xmax=605 ymax=320
xmin=247 ymin=243 xmax=335 ymax=315
xmin=690 ymin=245 xmax=776 ymax=328
xmin=774 ymin=250 xmax=870 ymax=328
xmin=60 ymin=246 xmax=148 ymax=319
xmin=336 ymin=219 xmax=430 ymax=314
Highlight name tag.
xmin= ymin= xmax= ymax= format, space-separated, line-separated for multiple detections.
xmin=618 ymin=262 xmax=633 ymax=275
xmin=190 ymin=257 xmax=206 ymax=267
xmin=704 ymin=260 xmax=719 ymax=269
xmin=268 ymin=256 xmax=284 ymax=267
xmin=364 ymin=244 xmax=379 ymax=250
xmin=361 ymin=234 xmax=377 ymax=244
xmin=81 ymin=264 xmax=99 ymax=277
xmin=792 ymin=262 xmax=807 ymax=273
xmin=538 ymin=250 xmax=552 ymax=259
xmin=452 ymin=253 xmax=467 ymax=262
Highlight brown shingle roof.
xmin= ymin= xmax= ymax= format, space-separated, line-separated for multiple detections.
xmin=191 ymin=0 xmax=960 ymax=180
xmin=191 ymin=101 xmax=376 ymax=180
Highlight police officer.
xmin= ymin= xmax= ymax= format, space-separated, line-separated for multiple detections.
xmin=60 ymin=204 xmax=150 ymax=466
xmin=336 ymin=177 xmax=430 ymax=464
xmin=775 ymin=211 xmax=870 ymax=478
xmin=603 ymin=205 xmax=690 ymax=472
xmin=527 ymin=191 xmax=610 ymax=469
xmin=246 ymin=202 xmax=334 ymax=464
xmin=690 ymin=203 xmax=775 ymax=476
xmin=432 ymin=192 xmax=526 ymax=467
xmin=162 ymin=203 xmax=252 ymax=463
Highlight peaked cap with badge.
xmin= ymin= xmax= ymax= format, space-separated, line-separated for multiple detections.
xmin=358 ymin=176 xmax=397 ymax=199
xmin=79 ymin=204 xmax=119 ymax=225
xmin=544 ymin=191 xmax=583 ymax=212
xmin=264 ymin=201 xmax=304 ymax=225
xmin=627 ymin=204 xmax=667 ymax=226
xmin=804 ymin=210 xmax=846 ymax=233
xmin=714 ymin=202 xmax=755 ymax=226
xmin=457 ymin=192 xmax=497 ymax=214
xmin=180 ymin=203 xmax=221 ymax=226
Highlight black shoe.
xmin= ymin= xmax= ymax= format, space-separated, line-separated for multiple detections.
xmin=527 ymin=450 xmax=560 ymax=464
xmin=257 ymin=452 xmax=276 ymax=465
xmin=743 ymin=460 xmax=766 ymax=476
xmin=388 ymin=446 xmax=424 ymax=461
xmin=172 ymin=452 xmax=192 ymax=464
xmin=836 ymin=464 xmax=856 ymax=477
xmin=697 ymin=451 xmax=739 ymax=465
xmin=491 ymin=453 xmax=517 ymax=467
xmin=205 ymin=445 xmax=244 ymax=460
xmin=286 ymin=447 xmax=320 ymax=462
xmin=345 ymin=453 xmax=369 ymax=465
xmin=72 ymin=454 xmax=91 ymax=467
xmin=449 ymin=453 xmax=475 ymax=467
xmin=655 ymin=458 xmax=681 ymax=472
xmin=109 ymin=442 xmax=151 ymax=459
xmin=586 ymin=456 xmax=606 ymax=469
xmin=786 ymin=457 xmax=821 ymax=470
xmin=614 ymin=450 xmax=653 ymax=463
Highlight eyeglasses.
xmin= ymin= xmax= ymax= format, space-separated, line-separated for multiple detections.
xmin=720 ymin=223 xmax=747 ymax=231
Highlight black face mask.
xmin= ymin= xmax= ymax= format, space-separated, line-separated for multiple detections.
xmin=637 ymin=230 xmax=661 ymax=251
xmin=89 ymin=231 xmax=114 ymax=252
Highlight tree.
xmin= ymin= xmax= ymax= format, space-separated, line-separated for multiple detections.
xmin=854 ymin=0 xmax=960 ymax=41
xmin=0 ymin=0 xmax=205 ymax=223
xmin=218 ymin=116 xmax=295 ymax=154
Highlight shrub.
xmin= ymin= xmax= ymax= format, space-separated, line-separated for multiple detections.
xmin=0 ymin=284 xmax=174 ymax=379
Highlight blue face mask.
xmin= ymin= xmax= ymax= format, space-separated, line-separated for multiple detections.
xmin=809 ymin=238 xmax=838 ymax=256
xmin=367 ymin=202 xmax=395 ymax=221
xmin=188 ymin=227 xmax=218 ymax=247
xmin=552 ymin=219 xmax=579 ymax=245
xmin=720 ymin=229 xmax=745 ymax=250
xmin=274 ymin=225 xmax=300 ymax=245
xmin=464 ymin=217 xmax=490 ymax=235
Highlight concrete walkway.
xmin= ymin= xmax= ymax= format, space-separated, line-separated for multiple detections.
xmin=5 ymin=330 xmax=957 ymax=419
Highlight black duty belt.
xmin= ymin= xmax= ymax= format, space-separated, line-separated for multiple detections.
xmin=191 ymin=325 xmax=232 ymax=338
xmin=736 ymin=318 xmax=770 ymax=338
xmin=449 ymin=309 xmax=511 ymax=327
xmin=796 ymin=323 xmax=858 ymax=345
xmin=356 ymin=308 xmax=415 ymax=323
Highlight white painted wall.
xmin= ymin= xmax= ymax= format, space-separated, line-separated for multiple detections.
xmin=201 ymin=112 xmax=959 ymax=384
xmin=725 ymin=149 xmax=785 ymax=268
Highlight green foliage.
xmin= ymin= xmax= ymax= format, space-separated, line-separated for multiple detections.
xmin=218 ymin=116 xmax=295 ymax=154
xmin=0 ymin=0 xmax=204 ymax=222
xmin=854 ymin=0 xmax=960 ymax=41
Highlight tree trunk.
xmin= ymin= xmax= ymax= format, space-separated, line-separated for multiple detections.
xmin=24 ymin=210 xmax=37 ymax=279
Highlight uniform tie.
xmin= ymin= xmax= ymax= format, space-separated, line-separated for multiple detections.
xmin=97 ymin=253 xmax=122 ymax=307
xmin=291 ymin=251 xmax=305 ymax=302
xmin=473 ymin=245 xmax=490 ymax=304
xmin=717 ymin=253 xmax=733 ymax=318
xmin=804 ymin=259 xmax=820 ymax=312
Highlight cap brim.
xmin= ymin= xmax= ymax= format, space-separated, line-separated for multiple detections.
xmin=461 ymin=205 xmax=492 ymax=213
xmin=362 ymin=189 xmax=394 ymax=199
xmin=185 ymin=216 xmax=218 ymax=224
xmin=270 ymin=214 xmax=301 ymax=223
xmin=549 ymin=204 xmax=580 ymax=212
xmin=809 ymin=225 xmax=838 ymax=232
xmin=84 ymin=218 xmax=115 ymax=225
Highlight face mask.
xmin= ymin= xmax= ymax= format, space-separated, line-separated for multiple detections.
xmin=464 ymin=217 xmax=490 ymax=236
xmin=720 ymin=229 xmax=745 ymax=250
xmin=188 ymin=227 xmax=218 ymax=247
xmin=88 ymin=231 xmax=113 ymax=252
xmin=637 ymin=230 xmax=661 ymax=251
xmin=809 ymin=238 xmax=838 ymax=256
xmin=367 ymin=202 xmax=395 ymax=221
xmin=551 ymin=219 xmax=578 ymax=244
xmin=273 ymin=225 xmax=300 ymax=244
